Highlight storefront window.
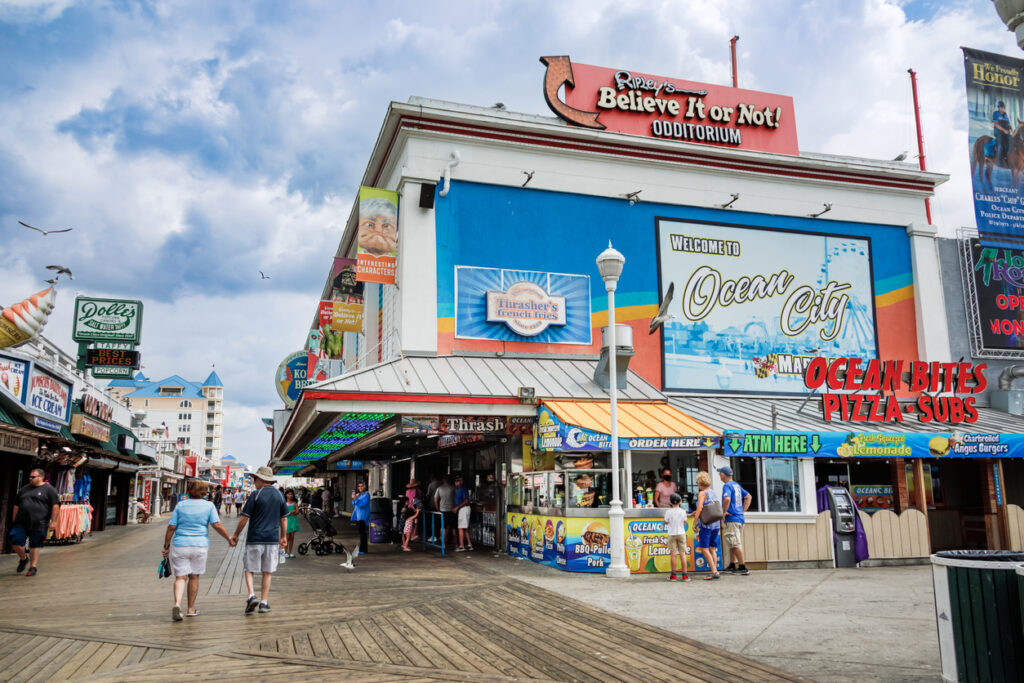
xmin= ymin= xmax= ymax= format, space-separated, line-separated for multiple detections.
xmin=730 ymin=456 xmax=801 ymax=513
xmin=567 ymin=470 xmax=611 ymax=508
xmin=765 ymin=458 xmax=800 ymax=512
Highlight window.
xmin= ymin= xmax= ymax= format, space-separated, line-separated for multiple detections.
xmin=179 ymin=400 xmax=192 ymax=408
xmin=208 ymin=401 xmax=216 ymax=410
xmin=161 ymin=387 xmax=182 ymax=396
xmin=206 ymin=438 xmax=213 ymax=447
xmin=730 ymin=456 xmax=802 ymax=513
xmin=179 ymin=424 xmax=191 ymax=433
xmin=205 ymin=449 xmax=213 ymax=457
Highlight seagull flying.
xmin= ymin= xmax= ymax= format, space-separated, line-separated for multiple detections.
xmin=649 ymin=281 xmax=675 ymax=334
xmin=44 ymin=279 xmax=57 ymax=285
xmin=522 ymin=171 xmax=535 ymax=187
xmin=259 ymin=271 xmax=271 ymax=280
xmin=19 ymin=221 xmax=72 ymax=236
xmin=45 ymin=265 xmax=73 ymax=279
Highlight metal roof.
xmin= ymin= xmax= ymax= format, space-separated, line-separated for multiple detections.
xmin=308 ymin=355 xmax=665 ymax=401
xmin=668 ymin=395 xmax=1024 ymax=434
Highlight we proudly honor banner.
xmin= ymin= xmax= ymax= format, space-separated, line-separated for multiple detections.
xmin=963 ymin=47 xmax=1024 ymax=248
xmin=356 ymin=186 xmax=398 ymax=284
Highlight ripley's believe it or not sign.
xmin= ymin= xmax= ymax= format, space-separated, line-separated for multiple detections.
xmin=540 ymin=56 xmax=798 ymax=155
xmin=966 ymin=238 xmax=1024 ymax=353
xmin=658 ymin=219 xmax=877 ymax=394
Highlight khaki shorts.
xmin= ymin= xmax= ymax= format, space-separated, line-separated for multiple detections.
xmin=667 ymin=534 xmax=687 ymax=554
xmin=243 ymin=543 xmax=280 ymax=573
xmin=723 ymin=522 xmax=744 ymax=549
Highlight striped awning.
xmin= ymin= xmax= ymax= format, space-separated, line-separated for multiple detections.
xmin=541 ymin=400 xmax=719 ymax=438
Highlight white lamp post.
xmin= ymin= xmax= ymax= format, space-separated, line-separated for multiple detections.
xmin=596 ymin=242 xmax=630 ymax=578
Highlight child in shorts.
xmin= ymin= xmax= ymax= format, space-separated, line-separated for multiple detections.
xmin=664 ymin=493 xmax=690 ymax=582
xmin=402 ymin=495 xmax=422 ymax=551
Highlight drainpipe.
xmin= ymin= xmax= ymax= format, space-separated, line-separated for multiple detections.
xmin=439 ymin=150 xmax=461 ymax=198
xmin=998 ymin=365 xmax=1024 ymax=390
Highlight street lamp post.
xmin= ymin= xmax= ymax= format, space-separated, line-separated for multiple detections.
xmin=596 ymin=242 xmax=630 ymax=578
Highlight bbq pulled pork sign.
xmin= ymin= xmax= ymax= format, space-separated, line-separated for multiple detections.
xmin=540 ymin=56 xmax=798 ymax=155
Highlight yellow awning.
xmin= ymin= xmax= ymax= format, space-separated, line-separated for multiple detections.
xmin=542 ymin=400 xmax=719 ymax=439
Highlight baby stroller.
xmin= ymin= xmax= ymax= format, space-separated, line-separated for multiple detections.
xmin=297 ymin=507 xmax=355 ymax=569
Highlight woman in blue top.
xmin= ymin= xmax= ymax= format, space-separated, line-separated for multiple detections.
xmin=693 ymin=471 xmax=721 ymax=580
xmin=351 ymin=480 xmax=371 ymax=556
xmin=162 ymin=480 xmax=234 ymax=621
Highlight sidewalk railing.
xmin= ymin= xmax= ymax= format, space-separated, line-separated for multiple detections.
xmin=422 ymin=511 xmax=447 ymax=557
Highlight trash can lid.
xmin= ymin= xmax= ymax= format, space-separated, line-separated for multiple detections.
xmin=932 ymin=550 xmax=1024 ymax=569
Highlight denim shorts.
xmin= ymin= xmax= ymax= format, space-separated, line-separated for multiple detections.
xmin=697 ymin=526 xmax=720 ymax=550
xmin=10 ymin=527 xmax=45 ymax=548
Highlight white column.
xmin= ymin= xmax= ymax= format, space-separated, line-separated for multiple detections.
xmin=397 ymin=178 xmax=438 ymax=355
xmin=906 ymin=222 xmax=952 ymax=362
xmin=623 ymin=449 xmax=633 ymax=509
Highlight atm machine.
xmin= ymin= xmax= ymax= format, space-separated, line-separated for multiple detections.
xmin=824 ymin=486 xmax=859 ymax=568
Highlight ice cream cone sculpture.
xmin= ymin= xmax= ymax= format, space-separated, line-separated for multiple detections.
xmin=0 ymin=288 xmax=56 ymax=349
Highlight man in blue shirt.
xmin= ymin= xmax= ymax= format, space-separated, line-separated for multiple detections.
xmin=453 ymin=475 xmax=473 ymax=551
xmin=718 ymin=466 xmax=752 ymax=575
xmin=231 ymin=467 xmax=288 ymax=614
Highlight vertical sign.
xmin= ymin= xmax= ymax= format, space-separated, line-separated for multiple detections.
xmin=963 ymin=48 xmax=1024 ymax=248
xmin=356 ymin=186 xmax=399 ymax=284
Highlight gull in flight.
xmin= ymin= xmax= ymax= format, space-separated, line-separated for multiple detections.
xmin=649 ymin=282 xmax=675 ymax=334
xmin=19 ymin=221 xmax=72 ymax=236
xmin=259 ymin=271 xmax=271 ymax=280
xmin=45 ymin=265 xmax=73 ymax=280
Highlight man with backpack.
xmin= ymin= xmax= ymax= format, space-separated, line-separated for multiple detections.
xmin=692 ymin=471 xmax=723 ymax=580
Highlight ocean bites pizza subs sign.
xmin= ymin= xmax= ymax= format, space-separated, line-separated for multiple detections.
xmin=540 ymin=56 xmax=798 ymax=155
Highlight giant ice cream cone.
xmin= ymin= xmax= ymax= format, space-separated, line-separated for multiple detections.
xmin=0 ymin=288 xmax=56 ymax=349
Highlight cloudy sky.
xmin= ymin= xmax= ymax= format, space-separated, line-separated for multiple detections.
xmin=0 ymin=0 xmax=1017 ymax=463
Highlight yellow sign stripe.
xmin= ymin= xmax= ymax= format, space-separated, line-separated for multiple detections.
xmin=875 ymin=284 xmax=914 ymax=308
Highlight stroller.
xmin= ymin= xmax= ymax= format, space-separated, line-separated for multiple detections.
xmin=297 ymin=507 xmax=356 ymax=569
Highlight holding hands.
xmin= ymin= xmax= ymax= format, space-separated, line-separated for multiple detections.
xmin=229 ymin=535 xmax=238 ymax=547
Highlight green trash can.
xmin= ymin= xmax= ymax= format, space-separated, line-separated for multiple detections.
xmin=931 ymin=550 xmax=1024 ymax=682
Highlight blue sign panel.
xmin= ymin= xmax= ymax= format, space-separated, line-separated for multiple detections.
xmin=724 ymin=430 xmax=1024 ymax=459
xmin=537 ymin=405 xmax=720 ymax=451
xmin=455 ymin=266 xmax=591 ymax=344
xmin=335 ymin=460 xmax=364 ymax=470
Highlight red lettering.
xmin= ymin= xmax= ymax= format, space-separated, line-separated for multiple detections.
xmin=963 ymin=397 xmax=979 ymax=423
xmin=916 ymin=396 xmax=933 ymax=423
xmin=826 ymin=359 xmax=846 ymax=390
xmin=821 ymin=393 xmax=839 ymax=420
xmin=844 ymin=358 xmax=863 ymax=390
xmin=974 ymin=364 xmax=988 ymax=394
xmin=864 ymin=395 xmax=882 ymax=421
xmin=948 ymin=398 xmax=964 ymax=423
xmin=885 ymin=360 xmax=903 ymax=393
xmin=909 ymin=362 xmax=929 ymax=391
xmin=804 ymin=357 xmax=827 ymax=390
xmin=861 ymin=360 xmax=881 ymax=392
xmin=997 ymin=294 xmax=1009 ymax=309
xmin=955 ymin=362 xmax=971 ymax=394
xmin=991 ymin=319 xmax=1003 ymax=334
xmin=849 ymin=395 xmax=866 ymax=422
xmin=884 ymin=396 xmax=904 ymax=422
xmin=932 ymin=395 xmax=949 ymax=422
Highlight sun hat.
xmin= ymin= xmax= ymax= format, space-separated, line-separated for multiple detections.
xmin=252 ymin=466 xmax=277 ymax=483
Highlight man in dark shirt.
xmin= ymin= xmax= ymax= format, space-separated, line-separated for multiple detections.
xmin=231 ymin=466 xmax=287 ymax=615
xmin=11 ymin=469 xmax=59 ymax=576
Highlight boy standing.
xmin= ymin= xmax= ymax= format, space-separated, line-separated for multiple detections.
xmin=663 ymin=493 xmax=690 ymax=582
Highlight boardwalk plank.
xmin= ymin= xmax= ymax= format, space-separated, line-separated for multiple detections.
xmin=49 ymin=639 xmax=102 ymax=681
xmin=93 ymin=643 xmax=133 ymax=674
xmin=24 ymin=641 xmax=87 ymax=683
xmin=13 ymin=637 xmax=75 ymax=683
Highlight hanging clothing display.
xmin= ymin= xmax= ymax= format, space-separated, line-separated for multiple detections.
xmin=50 ymin=503 xmax=92 ymax=541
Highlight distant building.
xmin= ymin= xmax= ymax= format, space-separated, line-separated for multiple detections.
xmin=107 ymin=370 xmax=224 ymax=462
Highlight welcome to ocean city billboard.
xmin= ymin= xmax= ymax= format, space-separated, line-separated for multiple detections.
xmin=658 ymin=219 xmax=878 ymax=394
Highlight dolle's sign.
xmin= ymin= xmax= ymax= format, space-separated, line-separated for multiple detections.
xmin=540 ymin=56 xmax=798 ymax=155
xmin=73 ymin=297 xmax=143 ymax=344
xmin=805 ymin=358 xmax=987 ymax=424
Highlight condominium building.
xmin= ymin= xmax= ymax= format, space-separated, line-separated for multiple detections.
xmin=107 ymin=371 xmax=224 ymax=462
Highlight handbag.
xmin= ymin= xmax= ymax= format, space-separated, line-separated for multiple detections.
xmin=158 ymin=556 xmax=172 ymax=579
xmin=699 ymin=496 xmax=724 ymax=525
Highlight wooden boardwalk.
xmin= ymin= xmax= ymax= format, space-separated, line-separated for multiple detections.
xmin=0 ymin=520 xmax=807 ymax=682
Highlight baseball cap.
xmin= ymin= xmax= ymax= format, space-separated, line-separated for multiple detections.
xmin=998 ymin=100 xmax=1006 ymax=107
xmin=716 ymin=466 xmax=733 ymax=477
